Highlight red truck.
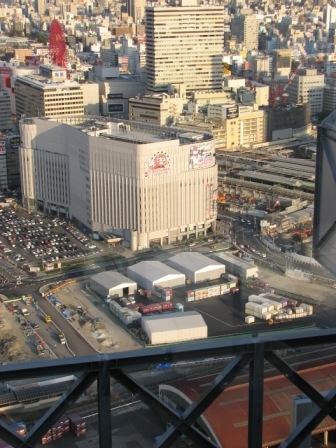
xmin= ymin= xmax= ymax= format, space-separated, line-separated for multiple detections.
xmin=139 ymin=302 xmax=173 ymax=315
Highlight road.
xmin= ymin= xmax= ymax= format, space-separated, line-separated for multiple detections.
xmin=220 ymin=209 xmax=334 ymax=280
xmin=1 ymin=243 xmax=200 ymax=358
xmin=33 ymin=292 xmax=96 ymax=356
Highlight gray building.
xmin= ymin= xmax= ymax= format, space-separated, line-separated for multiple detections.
xmin=0 ymin=91 xmax=12 ymax=131
xmin=127 ymin=261 xmax=186 ymax=290
xmin=168 ymin=252 xmax=225 ymax=284
xmin=313 ymin=111 xmax=336 ymax=275
xmin=89 ymin=271 xmax=137 ymax=299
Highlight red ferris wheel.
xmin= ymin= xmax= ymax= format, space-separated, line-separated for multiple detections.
xmin=49 ymin=19 xmax=67 ymax=68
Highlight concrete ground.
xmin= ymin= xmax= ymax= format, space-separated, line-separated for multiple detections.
xmin=54 ymin=283 xmax=141 ymax=353
xmin=259 ymin=266 xmax=336 ymax=305
xmin=0 ymin=302 xmax=41 ymax=362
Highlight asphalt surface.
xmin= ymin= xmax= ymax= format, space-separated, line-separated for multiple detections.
xmin=33 ymin=292 xmax=96 ymax=356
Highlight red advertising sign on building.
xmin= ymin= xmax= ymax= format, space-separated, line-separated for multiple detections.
xmin=145 ymin=152 xmax=170 ymax=176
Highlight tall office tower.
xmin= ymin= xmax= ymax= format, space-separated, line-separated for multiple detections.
xmin=20 ymin=117 xmax=217 ymax=251
xmin=287 ymin=68 xmax=325 ymax=116
xmin=324 ymin=3 xmax=336 ymax=32
xmin=146 ymin=0 xmax=224 ymax=92
xmin=35 ymin=0 xmax=46 ymax=15
xmin=127 ymin=0 xmax=146 ymax=22
xmin=231 ymin=12 xmax=259 ymax=51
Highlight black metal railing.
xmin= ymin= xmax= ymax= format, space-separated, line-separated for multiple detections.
xmin=0 ymin=328 xmax=336 ymax=448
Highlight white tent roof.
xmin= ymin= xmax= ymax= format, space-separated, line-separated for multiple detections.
xmin=128 ymin=261 xmax=185 ymax=283
xmin=90 ymin=271 xmax=136 ymax=290
xmin=143 ymin=311 xmax=207 ymax=332
xmin=168 ymin=252 xmax=225 ymax=274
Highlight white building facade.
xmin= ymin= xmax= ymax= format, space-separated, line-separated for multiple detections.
xmin=20 ymin=117 xmax=217 ymax=250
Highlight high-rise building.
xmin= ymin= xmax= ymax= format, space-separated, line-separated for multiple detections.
xmin=231 ymin=12 xmax=259 ymax=51
xmin=146 ymin=0 xmax=224 ymax=92
xmin=324 ymin=3 xmax=336 ymax=32
xmin=287 ymin=68 xmax=324 ymax=116
xmin=20 ymin=117 xmax=217 ymax=250
xmin=35 ymin=0 xmax=46 ymax=15
xmin=0 ymin=91 xmax=12 ymax=131
xmin=127 ymin=0 xmax=146 ymax=22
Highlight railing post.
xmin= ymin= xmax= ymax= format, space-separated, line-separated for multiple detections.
xmin=248 ymin=342 xmax=264 ymax=448
xmin=98 ymin=361 xmax=112 ymax=448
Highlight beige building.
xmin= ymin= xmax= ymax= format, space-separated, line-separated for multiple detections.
xmin=35 ymin=0 xmax=46 ymax=15
xmin=251 ymin=83 xmax=270 ymax=107
xmin=129 ymin=94 xmax=185 ymax=125
xmin=20 ymin=117 xmax=217 ymax=250
xmin=146 ymin=0 xmax=224 ymax=92
xmin=127 ymin=0 xmax=146 ymax=22
xmin=238 ymin=108 xmax=266 ymax=147
xmin=287 ymin=68 xmax=324 ymax=116
xmin=178 ymin=105 xmax=266 ymax=151
xmin=15 ymin=65 xmax=84 ymax=119
xmin=231 ymin=13 xmax=259 ymax=51
xmin=207 ymin=103 xmax=266 ymax=148
xmin=273 ymin=49 xmax=292 ymax=79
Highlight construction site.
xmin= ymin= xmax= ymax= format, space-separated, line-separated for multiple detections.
xmin=217 ymin=147 xmax=316 ymax=255
xmin=41 ymin=280 xmax=141 ymax=353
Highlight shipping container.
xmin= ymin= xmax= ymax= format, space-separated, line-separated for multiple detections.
xmin=245 ymin=316 xmax=255 ymax=324
xmin=139 ymin=303 xmax=162 ymax=314
xmin=161 ymin=302 xmax=173 ymax=312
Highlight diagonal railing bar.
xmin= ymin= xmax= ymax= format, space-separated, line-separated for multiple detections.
xmin=111 ymin=368 xmax=217 ymax=448
xmin=280 ymin=388 xmax=336 ymax=448
xmin=25 ymin=372 xmax=97 ymax=446
xmin=0 ymin=418 xmax=30 ymax=448
xmin=157 ymin=354 xmax=252 ymax=448
xmin=266 ymin=351 xmax=336 ymax=421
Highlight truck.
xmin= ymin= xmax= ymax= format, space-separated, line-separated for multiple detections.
xmin=58 ymin=333 xmax=66 ymax=344
xmin=139 ymin=302 xmax=173 ymax=315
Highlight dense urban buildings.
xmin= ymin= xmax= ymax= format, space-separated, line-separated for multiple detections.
xmin=145 ymin=0 xmax=224 ymax=92
xmin=0 ymin=0 xmax=335 ymax=447
xmin=20 ymin=116 xmax=217 ymax=250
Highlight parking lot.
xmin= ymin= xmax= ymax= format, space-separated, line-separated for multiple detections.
xmin=0 ymin=206 xmax=101 ymax=270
